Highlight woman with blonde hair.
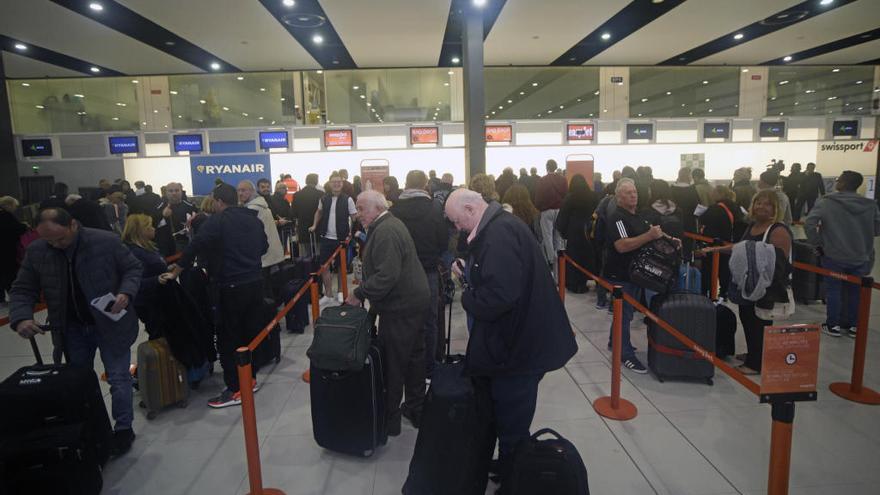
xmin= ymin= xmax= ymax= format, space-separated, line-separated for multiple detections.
xmin=469 ymin=173 xmax=499 ymax=202
xmin=123 ymin=214 xmax=167 ymax=338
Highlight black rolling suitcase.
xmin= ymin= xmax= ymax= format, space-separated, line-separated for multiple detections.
xmin=648 ymin=293 xmax=716 ymax=384
xmin=280 ymin=278 xmax=310 ymax=334
xmin=506 ymin=429 xmax=590 ymax=495
xmin=792 ymin=240 xmax=824 ymax=304
xmin=715 ymin=303 xmax=737 ymax=359
xmin=253 ymin=298 xmax=282 ymax=370
xmin=309 ymin=341 xmax=387 ymax=457
xmin=402 ymin=298 xmax=495 ymax=495
xmin=0 ymin=336 xmax=112 ymax=495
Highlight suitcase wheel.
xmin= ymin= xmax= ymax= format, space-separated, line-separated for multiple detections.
xmin=146 ymin=410 xmax=158 ymax=420
xmin=656 ymin=375 xmax=665 ymax=383
xmin=705 ymin=378 xmax=714 ymax=386
xmin=139 ymin=400 xmax=146 ymax=409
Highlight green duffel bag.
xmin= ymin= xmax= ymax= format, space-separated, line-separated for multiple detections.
xmin=307 ymin=305 xmax=372 ymax=371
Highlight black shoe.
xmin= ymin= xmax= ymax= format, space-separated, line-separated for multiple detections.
xmin=387 ymin=421 xmax=402 ymax=437
xmin=402 ymin=408 xmax=422 ymax=429
xmin=111 ymin=429 xmax=136 ymax=457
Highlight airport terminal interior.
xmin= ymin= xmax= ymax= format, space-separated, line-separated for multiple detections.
xmin=1 ymin=0 xmax=880 ymax=494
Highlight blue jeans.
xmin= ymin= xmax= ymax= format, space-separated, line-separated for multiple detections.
xmin=822 ymin=257 xmax=871 ymax=329
xmin=64 ymin=323 xmax=133 ymax=431
xmin=607 ymin=280 xmax=642 ymax=360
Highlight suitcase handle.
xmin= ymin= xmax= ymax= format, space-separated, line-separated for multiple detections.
xmin=530 ymin=428 xmax=563 ymax=441
xmin=29 ymin=336 xmax=43 ymax=366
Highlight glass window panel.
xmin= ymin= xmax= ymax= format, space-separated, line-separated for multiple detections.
xmin=168 ymin=72 xmax=295 ymax=129
xmin=629 ymin=67 xmax=740 ymax=118
xmin=767 ymin=66 xmax=874 ymax=117
xmin=485 ymin=67 xmax=600 ymax=120
xmin=303 ymin=70 xmax=326 ymax=125
xmin=8 ymin=77 xmax=139 ymax=134
xmin=324 ymin=68 xmax=452 ymax=124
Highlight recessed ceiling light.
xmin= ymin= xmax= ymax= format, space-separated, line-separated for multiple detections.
xmin=199 ymin=99 xmax=206 ymax=104
xmin=666 ymin=91 xmax=672 ymax=95
xmin=708 ymin=109 xmax=713 ymax=112
xmin=820 ymin=0 xmax=834 ymax=5
xmin=312 ymin=34 xmax=324 ymax=44
xmin=577 ymin=98 xmax=582 ymax=102
xmin=89 ymin=3 xmax=103 ymax=12
xmin=681 ymin=103 xmax=686 ymax=107
xmin=742 ymin=68 xmax=749 ymax=73
xmin=641 ymin=98 xmax=648 ymax=102
xmin=444 ymin=82 xmax=450 ymax=86
xmin=498 ymin=106 xmax=504 ymax=110
xmin=14 ymin=43 xmax=26 ymax=51
xmin=131 ymin=79 xmax=139 ymax=84
xmin=352 ymin=85 xmax=359 ymax=90
xmin=153 ymin=109 xmax=159 ymax=114
xmin=805 ymin=89 xmax=815 ymax=94
xmin=733 ymin=33 xmax=744 ymax=40
xmin=447 ymin=71 xmax=454 ymax=76
xmin=260 ymin=87 xmax=266 ymax=92
xmin=771 ymin=97 xmax=776 ymax=100
xmin=237 ymin=76 xmax=244 ymax=80
xmin=705 ymin=98 xmax=711 ymax=102
xmin=280 ymin=97 xmax=286 ymax=101
xmin=547 ymin=109 xmax=553 ymax=113
xmin=519 ymin=91 xmax=525 ymax=95
xmin=473 ymin=0 xmax=487 ymax=7
xmin=177 ymin=115 xmax=183 ymax=118
xmin=316 ymin=70 xmax=323 ymax=74
xmin=359 ymin=94 xmax=366 ymax=99
xmin=283 ymin=0 xmax=295 ymax=6
xmin=794 ymin=101 xmax=799 ymax=105
xmin=90 ymin=67 xmax=100 ymax=73
xmin=603 ymin=109 xmax=608 ymax=113
xmin=74 ymin=94 xmax=84 ymax=98
xmin=112 ymin=117 xmax=119 ymax=121
xmin=832 ymin=68 xmax=840 ymax=72
xmin=21 ymin=82 xmax=30 ymax=87
xmin=601 ymin=33 xmax=611 ymax=41
xmin=507 ymin=99 xmax=513 ymax=103
xmin=858 ymin=107 xmax=864 ymax=111
xmin=638 ymin=113 xmax=642 ymax=117
xmin=210 ymin=62 xmax=221 ymax=70
xmin=451 ymin=57 xmax=460 ymax=63
xmin=779 ymin=112 xmax=784 ymax=116
xmin=222 ymin=106 xmax=229 ymax=111
xmin=35 ymin=105 xmax=44 ymax=109
xmin=827 ymin=96 xmax=837 ymax=100
xmin=702 ymin=80 xmax=708 ymax=84
xmin=652 ymin=0 xmax=665 ymax=3
xmin=559 ymin=105 xmax=564 ymax=109
xmin=594 ymin=90 xmax=599 ymax=95
xmin=855 ymin=80 xmax=863 ymax=84
xmin=165 ymin=40 xmax=176 ymax=46
xmin=783 ymin=56 xmax=792 ymax=62
xmin=242 ymin=112 xmax=248 ymax=116
xmin=778 ymin=80 xmax=789 ymax=85
xmin=115 ymin=102 xmax=126 ymax=106
xmin=532 ymin=82 xmax=539 ymax=86
xmin=491 ymin=111 xmax=496 ymax=115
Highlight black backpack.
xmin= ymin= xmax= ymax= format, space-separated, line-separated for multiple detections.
xmin=628 ymin=237 xmax=681 ymax=294
xmin=506 ymin=429 xmax=590 ymax=495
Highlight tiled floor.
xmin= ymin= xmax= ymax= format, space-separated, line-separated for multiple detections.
xmin=2 ymin=279 xmax=879 ymax=495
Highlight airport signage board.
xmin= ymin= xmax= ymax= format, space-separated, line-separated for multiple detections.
xmin=173 ymin=134 xmax=204 ymax=153
xmin=190 ymin=153 xmax=270 ymax=195
xmin=109 ymin=136 xmax=139 ymax=155
xmin=626 ymin=123 xmax=653 ymax=140
xmin=259 ymin=131 xmax=289 ymax=149
xmin=485 ymin=125 xmax=512 ymax=142
xmin=760 ymin=325 xmax=819 ymax=401
xmin=410 ymin=126 xmax=439 ymax=145
xmin=21 ymin=138 xmax=53 ymax=157
xmin=324 ymin=129 xmax=353 ymax=147
xmin=567 ymin=124 xmax=594 ymax=141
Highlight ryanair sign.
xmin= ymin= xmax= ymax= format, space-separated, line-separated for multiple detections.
xmin=190 ymin=153 xmax=270 ymax=195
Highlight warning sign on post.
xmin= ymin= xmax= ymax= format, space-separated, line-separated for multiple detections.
xmin=760 ymin=325 xmax=820 ymax=401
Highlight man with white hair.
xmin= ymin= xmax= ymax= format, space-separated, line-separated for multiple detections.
xmin=445 ymin=188 xmax=576 ymax=487
xmin=345 ymin=190 xmax=429 ymax=436
xmin=237 ymin=180 xmax=285 ymax=273
xmin=604 ymin=178 xmax=664 ymax=374
xmin=153 ymin=181 xmax=198 ymax=256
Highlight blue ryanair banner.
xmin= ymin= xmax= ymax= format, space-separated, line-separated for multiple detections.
xmin=190 ymin=154 xmax=271 ymax=195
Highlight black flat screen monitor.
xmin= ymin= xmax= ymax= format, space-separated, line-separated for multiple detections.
xmin=108 ymin=136 xmax=139 ymax=154
xmin=626 ymin=123 xmax=653 ymax=140
xmin=759 ymin=122 xmax=785 ymax=138
xmin=832 ymin=120 xmax=859 ymax=137
xmin=21 ymin=138 xmax=53 ymax=157
xmin=173 ymin=134 xmax=204 ymax=153
xmin=703 ymin=122 xmax=730 ymax=139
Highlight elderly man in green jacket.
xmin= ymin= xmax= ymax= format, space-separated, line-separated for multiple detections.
xmin=346 ymin=190 xmax=430 ymax=436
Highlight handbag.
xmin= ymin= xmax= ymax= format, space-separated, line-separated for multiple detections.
xmin=755 ymin=287 xmax=795 ymax=320
xmin=628 ymin=237 xmax=681 ymax=294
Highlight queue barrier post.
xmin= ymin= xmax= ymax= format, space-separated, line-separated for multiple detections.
xmin=235 ymin=348 xmax=286 ymax=495
xmin=829 ymin=276 xmax=880 ymax=405
xmin=710 ymin=248 xmax=720 ymax=302
xmin=592 ymin=286 xmax=638 ymax=421
xmin=338 ymin=245 xmax=349 ymax=300
xmin=302 ymin=277 xmax=321 ymax=384
xmin=767 ymin=401 xmax=795 ymax=495
xmin=558 ymin=250 xmax=567 ymax=303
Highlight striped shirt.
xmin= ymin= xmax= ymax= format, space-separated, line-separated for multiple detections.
xmin=604 ymin=207 xmax=650 ymax=281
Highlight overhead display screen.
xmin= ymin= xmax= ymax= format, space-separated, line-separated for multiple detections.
xmin=259 ymin=131 xmax=289 ymax=149
xmin=21 ymin=138 xmax=53 ymax=157
xmin=173 ymin=134 xmax=204 ymax=153
xmin=567 ymin=124 xmax=594 ymax=141
xmin=832 ymin=120 xmax=859 ymax=137
xmin=324 ymin=129 xmax=353 ymax=147
xmin=410 ymin=126 xmax=439 ymax=145
xmin=759 ymin=122 xmax=786 ymax=138
xmin=485 ymin=125 xmax=512 ymax=142
xmin=703 ymin=122 xmax=730 ymax=139
xmin=626 ymin=123 xmax=653 ymax=140
xmin=108 ymin=136 xmax=139 ymax=155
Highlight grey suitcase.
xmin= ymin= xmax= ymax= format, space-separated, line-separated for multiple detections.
xmin=647 ymin=292 xmax=716 ymax=385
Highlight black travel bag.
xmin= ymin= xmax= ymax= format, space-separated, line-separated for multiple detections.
xmin=0 ymin=335 xmax=112 ymax=495
xmin=280 ymin=278 xmax=311 ymax=333
xmin=647 ymin=292 xmax=716 ymax=384
xmin=505 ymin=428 xmax=590 ymax=495
xmin=310 ymin=332 xmax=387 ymax=457
xmin=253 ymin=298 xmax=282 ymax=370
xmin=792 ymin=240 xmax=824 ymax=304
xmin=307 ymin=304 xmax=372 ymax=371
xmin=714 ymin=303 xmax=737 ymax=359
xmin=402 ymin=295 xmax=495 ymax=495
xmin=629 ymin=237 xmax=681 ymax=294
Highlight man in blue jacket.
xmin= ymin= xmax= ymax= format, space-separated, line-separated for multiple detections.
xmin=161 ymin=183 xmax=268 ymax=409
xmin=445 ymin=189 xmax=577 ymax=483
xmin=10 ymin=207 xmax=143 ymax=456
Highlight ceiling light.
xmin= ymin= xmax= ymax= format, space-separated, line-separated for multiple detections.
xmin=733 ymin=33 xmax=744 ymax=40
xmin=778 ymin=80 xmax=789 ymax=85
xmin=360 ymin=94 xmax=366 ymax=99
xmin=820 ymin=0 xmax=834 ymax=5
xmin=547 ymin=110 xmax=553 ymax=113
xmin=652 ymin=0 xmax=665 ymax=3
xmin=638 ymin=113 xmax=642 ymax=117
xmin=832 ymin=68 xmax=840 ymax=72
xmin=115 ymin=102 xmax=126 ymax=106
xmin=199 ymin=99 xmax=206 ymax=104
xmin=112 ymin=117 xmax=119 ymax=121
xmin=14 ymin=43 xmax=27 ymax=51
xmin=705 ymin=98 xmax=711 ymax=102
xmin=783 ymin=56 xmax=792 ymax=62
xmin=779 ymin=112 xmax=784 ymax=116
xmin=242 ymin=112 xmax=248 ymax=116
xmin=681 ymin=103 xmax=686 ymax=107
xmin=21 ymin=82 xmax=30 ymax=87
xmin=177 ymin=115 xmax=182 ymax=118
xmin=805 ymin=90 xmax=815 ymax=94
xmin=498 ymin=106 xmax=503 ymax=110
xmin=603 ymin=109 xmax=608 ymax=113
xmin=153 ymin=109 xmax=158 ymax=114
xmin=491 ymin=111 xmax=495 ymax=115
xmin=90 ymin=67 xmax=100 ymax=73
xmin=280 ymin=97 xmax=286 ymax=101
xmin=316 ymin=70 xmax=323 ymax=74
xmin=74 ymin=94 xmax=84 ymax=98
xmin=827 ymin=96 xmax=837 ymax=100
xmin=702 ymin=80 xmax=708 ymax=84
xmin=366 ymin=102 xmax=371 ymax=106
xmin=532 ymin=82 xmax=539 ymax=86
xmin=577 ymin=98 xmax=582 ymax=102
xmin=600 ymin=33 xmax=611 ymax=41
xmin=237 ymin=76 xmax=244 ymax=80
xmin=708 ymin=109 xmax=713 ymax=112
xmin=689 ymin=112 xmax=694 ymax=115
xmin=448 ymin=71 xmax=454 ymax=75
xmin=519 ymin=91 xmax=525 ymax=95
xmin=222 ymin=106 xmax=229 ymax=111
xmin=594 ymin=90 xmax=600 ymax=95
xmin=169 ymin=90 xmax=178 ymax=95
xmin=89 ymin=3 xmax=103 ymax=12
xmin=353 ymin=85 xmax=359 ymax=90
xmin=444 ymin=82 xmax=449 ymax=86
xmin=451 ymin=57 xmax=460 ymax=64
xmin=507 ymin=99 xmax=513 ymax=103
xmin=794 ymin=101 xmax=799 ymax=105
xmin=666 ymin=91 xmax=672 ymax=95
xmin=856 ymin=80 xmax=863 ymax=84
xmin=641 ymin=98 xmax=648 ymax=102
xmin=210 ymin=62 xmax=221 ymax=70
xmin=313 ymin=34 xmax=324 ymax=44
xmin=742 ymin=68 xmax=749 ymax=73
xmin=473 ymin=0 xmax=487 ymax=7
xmin=260 ymin=87 xmax=266 ymax=92
xmin=858 ymin=107 xmax=864 ymax=111
xmin=35 ymin=105 xmax=44 ymax=109
xmin=771 ymin=97 xmax=776 ymax=100
xmin=283 ymin=0 xmax=295 ymax=6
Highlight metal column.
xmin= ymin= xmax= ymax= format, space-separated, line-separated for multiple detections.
xmin=0 ymin=56 xmax=21 ymax=197
xmin=462 ymin=3 xmax=486 ymax=180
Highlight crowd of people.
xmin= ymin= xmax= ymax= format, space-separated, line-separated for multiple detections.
xmin=2 ymin=156 xmax=876 ymax=484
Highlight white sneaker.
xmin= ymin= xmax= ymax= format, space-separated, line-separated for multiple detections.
xmin=319 ymin=296 xmax=335 ymax=307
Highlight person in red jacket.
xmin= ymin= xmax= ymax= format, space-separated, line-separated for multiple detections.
xmin=534 ymin=159 xmax=568 ymax=278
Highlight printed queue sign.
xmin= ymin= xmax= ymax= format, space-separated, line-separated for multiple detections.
xmin=324 ymin=129 xmax=353 ymax=147
xmin=760 ymin=324 xmax=820 ymax=400
xmin=567 ymin=124 xmax=594 ymax=141
xmin=410 ymin=126 xmax=439 ymax=145
xmin=485 ymin=125 xmax=512 ymax=142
